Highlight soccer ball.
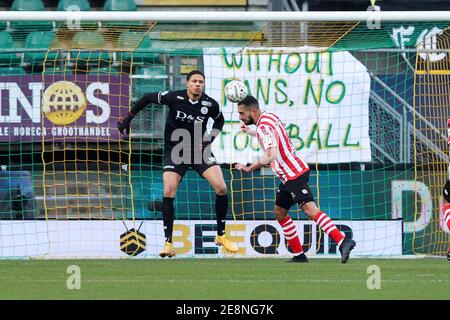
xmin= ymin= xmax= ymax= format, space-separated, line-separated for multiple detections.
xmin=225 ymin=80 xmax=248 ymax=103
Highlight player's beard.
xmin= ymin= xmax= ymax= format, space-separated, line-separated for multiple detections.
xmin=246 ymin=115 xmax=255 ymax=125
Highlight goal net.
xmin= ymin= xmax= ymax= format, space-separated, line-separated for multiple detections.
xmin=0 ymin=12 xmax=449 ymax=258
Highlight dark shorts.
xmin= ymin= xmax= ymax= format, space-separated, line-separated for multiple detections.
xmin=163 ymin=146 xmax=219 ymax=179
xmin=444 ymin=180 xmax=450 ymax=202
xmin=275 ymin=171 xmax=315 ymax=210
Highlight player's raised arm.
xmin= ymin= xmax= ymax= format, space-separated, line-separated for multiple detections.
xmin=235 ymin=145 xmax=278 ymax=172
xmin=117 ymin=91 xmax=172 ymax=135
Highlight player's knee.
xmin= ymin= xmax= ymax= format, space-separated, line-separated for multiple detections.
xmin=274 ymin=211 xmax=286 ymax=221
xmin=274 ymin=205 xmax=288 ymax=221
xmin=163 ymin=187 xmax=177 ymax=198
xmin=164 ymin=191 xmax=177 ymax=198
xmin=215 ymin=185 xmax=227 ymax=196
xmin=302 ymin=202 xmax=320 ymax=219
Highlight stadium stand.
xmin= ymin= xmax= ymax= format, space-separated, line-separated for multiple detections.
xmin=11 ymin=0 xmax=45 ymax=10
xmin=42 ymin=66 xmax=74 ymax=74
xmin=0 ymin=32 xmax=21 ymax=65
xmin=116 ymin=31 xmax=160 ymax=64
xmin=88 ymin=66 xmax=120 ymax=74
xmin=71 ymin=31 xmax=111 ymax=63
xmin=10 ymin=0 xmax=54 ymax=30
xmin=57 ymin=0 xmax=91 ymax=11
xmin=23 ymin=31 xmax=60 ymax=65
xmin=133 ymin=0 xmax=246 ymax=6
xmin=103 ymin=0 xmax=136 ymax=11
xmin=0 ymin=66 xmax=26 ymax=75
xmin=133 ymin=64 xmax=168 ymax=98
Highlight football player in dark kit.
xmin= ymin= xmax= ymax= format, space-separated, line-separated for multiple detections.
xmin=118 ymin=70 xmax=238 ymax=257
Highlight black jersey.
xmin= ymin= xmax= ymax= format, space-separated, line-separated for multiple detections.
xmin=159 ymin=90 xmax=221 ymax=148
xmin=131 ymin=89 xmax=224 ymax=150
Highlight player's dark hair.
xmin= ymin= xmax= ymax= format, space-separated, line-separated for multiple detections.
xmin=238 ymin=95 xmax=259 ymax=109
xmin=186 ymin=70 xmax=205 ymax=81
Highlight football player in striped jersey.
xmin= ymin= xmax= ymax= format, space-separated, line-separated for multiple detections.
xmin=235 ymin=96 xmax=356 ymax=263
xmin=441 ymin=119 xmax=450 ymax=261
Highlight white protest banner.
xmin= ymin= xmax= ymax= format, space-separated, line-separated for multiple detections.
xmin=204 ymin=47 xmax=371 ymax=164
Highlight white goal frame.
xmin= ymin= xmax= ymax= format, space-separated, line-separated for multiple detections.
xmin=0 ymin=11 xmax=450 ymax=22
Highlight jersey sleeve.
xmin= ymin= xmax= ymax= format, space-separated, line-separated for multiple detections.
xmin=257 ymin=125 xmax=278 ymax=149
xmin=210 ymin=100 xmax=222 ymax=120
xmin=157 ymin=90 xmax=176 ymax=106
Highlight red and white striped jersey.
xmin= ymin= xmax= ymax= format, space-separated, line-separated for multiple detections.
xmin=256 ymin=111 xmax=309 ymax=183
xmin=447 ymin=118 xmax=450 ymax=145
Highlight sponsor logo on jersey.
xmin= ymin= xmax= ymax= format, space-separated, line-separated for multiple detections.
xmin=201 ymin=101 xmax=212 ymax=107
xmin=200 ymin=106 xmax=209 ymax=115
xmin=177 ymin=96 xmax=185 ymax=100
xmin=302 ymin=189 xmax=308 ymax=194
xmin=175 ymin=110 xmax=206 ymax=123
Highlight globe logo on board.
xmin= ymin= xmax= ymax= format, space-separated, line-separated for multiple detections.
xmin=42 ymin=81 xmax=87 ymax=125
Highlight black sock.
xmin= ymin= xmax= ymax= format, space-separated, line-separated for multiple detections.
xmin=216 ymin=194 xmax=228 ymax=236
xmin=162 ymin=197 xmax=175 ymax=243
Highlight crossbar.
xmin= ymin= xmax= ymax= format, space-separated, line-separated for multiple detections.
xmin=0 ymin=11 xmax=449 ymax=22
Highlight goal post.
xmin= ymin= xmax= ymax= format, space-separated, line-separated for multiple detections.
xmin=413 ymin=27 xmax=450 ymax=255
xmin=0 ymin=11 xmax=449 ymax=258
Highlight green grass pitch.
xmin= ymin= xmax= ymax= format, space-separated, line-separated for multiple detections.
xmin=0 ymin=258 xmax=449 ymax=300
